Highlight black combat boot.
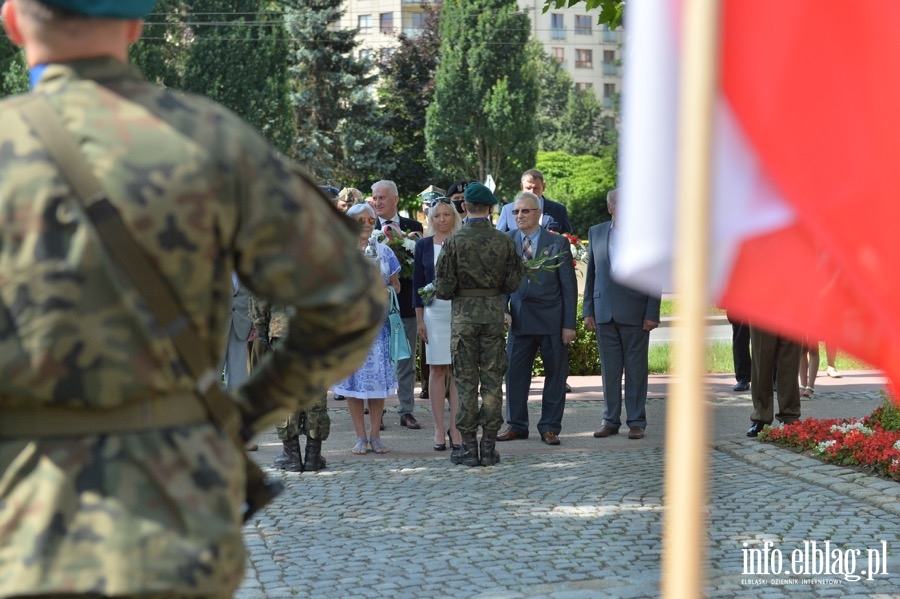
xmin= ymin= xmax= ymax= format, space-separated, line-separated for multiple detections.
xmin=304 ymin=437 xmax=327 ymax=471
xmin=458 ymin=432 xmax=480 ymax=467
xmin=273 ymin=436 xmax=303 ymax=472
xmin=449 ymin=443 xmax=464 ymax=465
xmin=480 ymin=430 xmax=500 ymax=466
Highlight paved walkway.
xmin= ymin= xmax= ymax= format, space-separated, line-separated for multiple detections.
xmin=238 ymin=372 xmax=900 ymax=598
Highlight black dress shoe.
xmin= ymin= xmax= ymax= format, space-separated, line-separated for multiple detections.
xmin=419 ymin=389 xmax=429 ymax=399
xmin=733 ymin=381 xmax=750 ymax=392
xmin=565 ymin=383 xmax=572 ymax=394
xmin=746 ymin=422 xmax=766 ymax=437
xmin=433 ymin=443 xmax=447 ymax=451
xmin=333 ymin=394 xmax=346 ymax=400
xmin=400 ymin=413 xmax=421 ymax=429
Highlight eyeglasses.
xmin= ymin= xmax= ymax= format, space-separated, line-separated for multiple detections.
xmin=429 ymin=197 xmax=452 ymax=207
xmin=357 ymin=217 xmax=376 ymax=225
xmin=511 ymin=208 xmax=538 ymax=215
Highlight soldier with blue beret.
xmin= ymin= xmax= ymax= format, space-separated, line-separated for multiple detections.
xmin=0 ymin=0 xmax=386 ymax=596
xmin=433 ymin=183 xmax=525 ymax=466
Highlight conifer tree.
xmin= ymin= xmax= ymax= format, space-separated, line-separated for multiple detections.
xmin=284 ymin=0 xmax=393 ymax=184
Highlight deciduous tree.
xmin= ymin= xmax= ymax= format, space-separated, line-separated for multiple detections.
xmin=181 ymin=0 xmax=294 ymax=153
xmin=1 ymin=33 xmax=28 ymax=97
xmin=425 ymin=0 xmax=537 ymax=199
xmin=378 ymin=3 xmax=441 ymax=205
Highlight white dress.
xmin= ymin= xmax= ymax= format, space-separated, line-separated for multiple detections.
xmin=424 ymin=242 xmax=452 ymax=365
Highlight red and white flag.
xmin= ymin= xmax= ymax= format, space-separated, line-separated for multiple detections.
xmin=616 ymin=0 xmax=900 ymax=391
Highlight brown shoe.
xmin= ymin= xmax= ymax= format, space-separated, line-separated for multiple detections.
xmin=593 ymin=425 xmax=620 ymax=438
xmin=244 ymin=442 xmax=259 ymax=452
xmin=400 ymin=413 xmax=421 ymax=429
xmin=627 ymin=426 xmax=645 ymax=440
xmin=540 ymin=431 xmax=560 ymax=445
xmin=497 ymin=428 xmax=529 ymax=441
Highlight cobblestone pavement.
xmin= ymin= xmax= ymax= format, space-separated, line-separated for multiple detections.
xmin=238 ymin=379 xmax=899 ymax=598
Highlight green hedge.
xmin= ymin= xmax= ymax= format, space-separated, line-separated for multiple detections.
xmin=416 ymin=299 xmax=601 ymax=379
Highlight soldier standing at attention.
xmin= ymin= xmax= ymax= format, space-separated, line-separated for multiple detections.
xmin=0 ymin=1 xmax=385 ymax=597
xmin=250 ymin=297 xmax=330 ymax=473
xmin=434 ymin=183 xmax=525 ymax=466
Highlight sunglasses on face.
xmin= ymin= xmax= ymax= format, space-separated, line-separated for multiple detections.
xmin=357 ymin=217 xmax=376 ymax=225
xmin=429 ymin=197 xmax=452 ymax=207
xmin=511 ymin=208 xmax=538 ymax=215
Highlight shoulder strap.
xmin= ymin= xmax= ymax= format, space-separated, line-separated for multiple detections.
xmin=19 ymin=96 xmax=279 ymax=520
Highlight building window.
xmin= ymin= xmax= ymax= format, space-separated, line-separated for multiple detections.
xmin=552 ymin=47 xmax=564 ymax=64
xmin=603 ymin=50 xmax=615 ymax=64
xmin=380 ymin=12 xmax=394 ymax=34
xmin=551 ymin=13 xmax=565 ymax=40
xmin=380 ymin=47 xmax=395 ymax=62
xmin=358 ymin=14 xmax=372 ymax=34
xmin=603 ymin=83 xmax=616 ymax=107
xmin=359 ymin=48 xmax=374 ymax=62
xmin=575 ymin=82 xmax=593 ymax=92
xmin=575 ymin=49 xmax=593 ymax=69
xmin=575 ymin=15 xmax=592 ymax=35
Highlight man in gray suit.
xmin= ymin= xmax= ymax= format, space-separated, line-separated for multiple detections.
xmin=222 ymin=273 xmax=252 ymax=389
xmin=583 ymin=189 xmax=661 ymax=440
xmin=498 ymin=192 xmax=578 ymax=445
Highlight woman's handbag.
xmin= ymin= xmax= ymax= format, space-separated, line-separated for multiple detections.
xmin=388 ymin=286 xmax=412 ymax=363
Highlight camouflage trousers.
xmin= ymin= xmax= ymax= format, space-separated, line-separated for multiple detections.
xmin=451 ymin=322 xmax=508 ymax=434
xmin=275 ymin=393 xmax=330 ymax=441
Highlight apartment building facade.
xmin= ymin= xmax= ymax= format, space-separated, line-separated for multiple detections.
xmin=338 ymin=0 xmax=622 ymax=109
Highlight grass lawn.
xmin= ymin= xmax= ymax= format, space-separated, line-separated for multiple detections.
xmin=648 ymin=341 xmax=874 ymax=374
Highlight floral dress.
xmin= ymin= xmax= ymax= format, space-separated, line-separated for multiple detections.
xmin=331 ymin=241 xmax=401 ymax=399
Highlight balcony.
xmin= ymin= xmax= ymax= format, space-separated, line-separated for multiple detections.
xmin=602 ymin=30 xmax=623 ymax=43
xmin=575 ymin=60 xmax=593 ymax=69
xmin=602 ymin=63 xmax=620 ymax=76
xmin=402 ymin=27 xmax=423 ymax=38
xmin=551 ymin=27 xmax=566 ymax=40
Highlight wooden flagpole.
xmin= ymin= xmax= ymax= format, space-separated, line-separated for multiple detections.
xmin=661 ymin=0 xmax=722 ymax=598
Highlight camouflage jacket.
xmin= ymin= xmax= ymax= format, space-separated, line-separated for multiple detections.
xmin=0 ymin=58 xmax=384 ymax=596
xmin=434 ymin=219 xmax=525 ymax=324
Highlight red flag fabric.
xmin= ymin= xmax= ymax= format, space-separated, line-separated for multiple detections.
xmin=720 ymin=2 xmax=900 ymax=389
xmin=617 ymin=0 xmax=900 ymax=391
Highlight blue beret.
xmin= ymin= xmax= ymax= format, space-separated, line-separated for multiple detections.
xmin=39 ymin=0 xmax=157 ymax=18
xmin=463 ymin=182 xmax=497 ymax=206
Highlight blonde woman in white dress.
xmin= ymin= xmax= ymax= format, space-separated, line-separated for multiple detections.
xmin=413 ymin=197 xmax=463 ymax=461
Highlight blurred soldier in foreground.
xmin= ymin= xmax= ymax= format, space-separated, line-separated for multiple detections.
xmin=434 ymin=183 xmax=525 ymax=466
xmin=0 ymin=0 xmax=385 ymax=597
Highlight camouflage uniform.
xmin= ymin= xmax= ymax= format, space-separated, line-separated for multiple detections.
xmin=0 ymin=58 xmax=384 ymax=597
xmin=249 ymin=296 xmax=330 ymax=472
xmin=434 ymin=217 xmax=524 ymax=465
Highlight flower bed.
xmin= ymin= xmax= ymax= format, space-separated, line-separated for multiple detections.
xmin=758 ymin=398 xmax=900 ymax=481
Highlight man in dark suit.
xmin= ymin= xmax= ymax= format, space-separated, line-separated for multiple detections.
xmin=372 ymin=179 xmax=424 ymax=429
xmin=498 ymin=192 xmax=578 ymax=445
xmin=496 ymin=169 xmax=573 ymax=234
xmin=583 ymin=189 xmax=661 ymax=440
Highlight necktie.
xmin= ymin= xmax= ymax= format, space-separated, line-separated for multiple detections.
xmin=384 ymin=219 xmax=394 ymax=226
xmin=523 ymin=236 xmax=533 ymax=260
